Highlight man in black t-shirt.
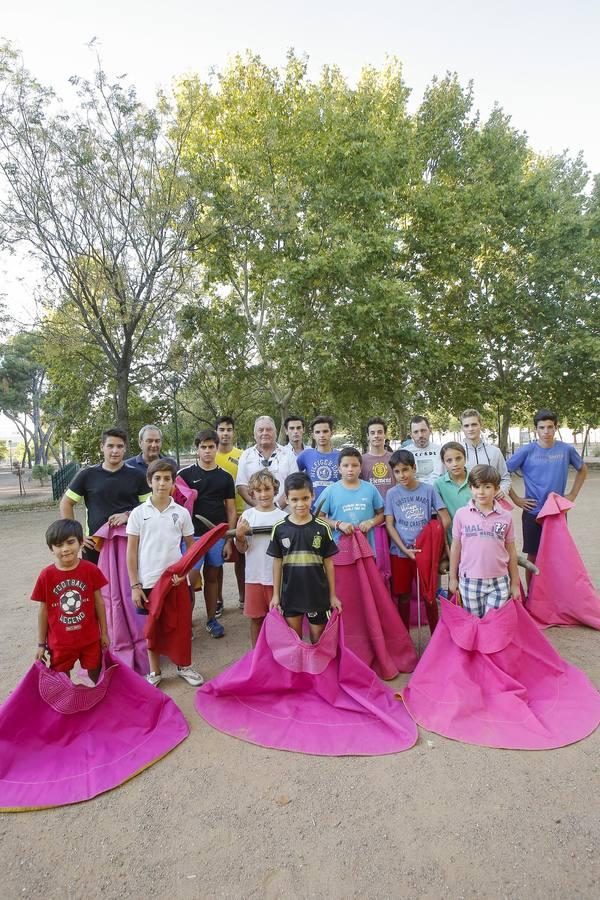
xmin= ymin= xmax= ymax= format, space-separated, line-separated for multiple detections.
xmin=60 ymin=428 xmax=150 ymax=564
xmin=177 ymin=429 xmax=237 ymax=637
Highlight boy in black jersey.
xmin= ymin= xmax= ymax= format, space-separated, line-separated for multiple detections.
xmin=267 ymin=472 xmax=341 ymax=643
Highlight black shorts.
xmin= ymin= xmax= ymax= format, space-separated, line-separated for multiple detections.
xmin=522 ymin=512 xmax=543 ymax=555
xmin=283 ymin=608 xmax=331 ymax=625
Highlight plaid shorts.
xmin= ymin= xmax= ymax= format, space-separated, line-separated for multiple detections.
xmin=459 ymin=575 xmax=510 ymax=619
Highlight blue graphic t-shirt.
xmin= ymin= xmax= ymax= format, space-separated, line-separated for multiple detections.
xmin=296 ymin=448 xmax=340 ymax=505
xmin=506 ymin=440 xmax=583 ymax=515
xmin=318 ymin=480 xmax=384 ymax=554
xmin=384 ymin=482 xmax=445 ymax=557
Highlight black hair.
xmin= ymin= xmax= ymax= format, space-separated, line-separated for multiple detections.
xmin=147 ymin=458 xmax=177 ymax=481
xmin=45 ymin=518 xmax=84 ymax=549
xmin=339 ymin=445 xmax=362 ymax=464
xmin=389 ymin=449 xmax=416 ymax=469
xmin=468 ymin=464 xmax=500 ymax=488
xmin=409 ymin=415 xmax=430 ymax=429
xmin=310 ymin=415 xmax=334 ymax=432
xmin=533 ymin=409 xmax=558 ymax=427
xmin=285 ymin=472 xmax=314 ymax=494
xmin=195 ymin=428 xmax=219 ymax=447
xmin=440 ymin=441 xmax=467 ymax=461
xmin=366 ymin=417 xmax=387 ymax=433
xmin=284 ymin=415 xmax=305 ymax=429
xmin=101 ymin=427 xmax=128 ymax=445
xmin=215 ymin=416 xmax=235 ymax=429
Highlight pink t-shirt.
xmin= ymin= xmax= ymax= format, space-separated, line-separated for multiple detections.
xmin=452 ymin=500 xmax=515 ymax=579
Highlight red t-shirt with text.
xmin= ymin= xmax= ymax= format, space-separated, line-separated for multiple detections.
xmin=31 ymin=560 xmax=107 ymax=650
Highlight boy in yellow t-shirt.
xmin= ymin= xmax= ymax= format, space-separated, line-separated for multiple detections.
xmin=215 ymin=416 xmax=245 ymax=613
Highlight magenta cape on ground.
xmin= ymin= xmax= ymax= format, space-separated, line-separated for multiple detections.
xmin=195 ymin=610 xmax=417 ymax=756
xmin=95 ymin=523 xmax=149 ymax=674
xmin=402 ymin=598 xmax=600 ymax=750
xmin=0 ymin=651 xmax=189 ymax=810
xmin=333 ymin=531 xmax=417 ymax=679
xmin=526 ymin=492 xmax=600 ymax=630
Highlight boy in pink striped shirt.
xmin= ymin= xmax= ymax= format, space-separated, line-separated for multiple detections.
xmin=449 ymin=465 xmax=520 ymax=617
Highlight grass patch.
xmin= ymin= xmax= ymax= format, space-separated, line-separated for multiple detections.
xmin=0 ymin=499 xmax=59 ymax=514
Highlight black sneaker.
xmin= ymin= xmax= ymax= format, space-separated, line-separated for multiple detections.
xmin=215 ymin=599 xmax=224 ymax=619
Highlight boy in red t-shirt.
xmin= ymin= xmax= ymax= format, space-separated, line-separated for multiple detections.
xmin=32 ymin=519 xmax=109 ymax=683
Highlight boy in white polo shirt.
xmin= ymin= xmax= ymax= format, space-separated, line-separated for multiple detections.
xmin=126 ymin=458 xmax=202 ymax=686
xmin=449 ymin=465 xmax=520 ymax=618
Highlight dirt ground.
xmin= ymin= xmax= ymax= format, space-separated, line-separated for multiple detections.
xmin=1 ymin=473 xmax=599 ymax=900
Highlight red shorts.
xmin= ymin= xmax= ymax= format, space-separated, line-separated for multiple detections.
xmin=50 ymin=640 xmax=102 ymax=673
xmin=243 ymin=583 xmax=273 ymax=619
xmin=391 ymin=556 xmax=416 ymax=595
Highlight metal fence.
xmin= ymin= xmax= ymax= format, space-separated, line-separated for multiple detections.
xmin=51 ymin=461 xmax=79 ymax=501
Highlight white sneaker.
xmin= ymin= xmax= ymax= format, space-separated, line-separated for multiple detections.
xmin=145 ymin=671 xmax=162 ymax=686
xmin=176 ymin=666 xmax=204 ymax=686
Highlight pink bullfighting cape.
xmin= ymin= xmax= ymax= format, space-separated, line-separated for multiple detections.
xmin=402 ymin=598 xmax=600 ymax=750
xmin=526 ymin=492 xmax=600 ymax=630
xmin=94 ymin=523 xmax=148 ymax=675
xmin=333 ymin=531 xmax=417 ymax=679
xmin=144 ymin=524 xmax=228 ymax=666
xmin=195 ymin=609 xmax=417 ymax=756
xmin=0 ymin=651 xmax=188 ymax=810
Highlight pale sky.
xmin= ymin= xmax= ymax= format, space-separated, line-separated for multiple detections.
xmin=1 ymin=0 xmax=598 ymax=329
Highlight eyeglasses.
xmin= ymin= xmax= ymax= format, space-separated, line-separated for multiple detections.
xmin=260 ymin=458 xmax=272 ymax=468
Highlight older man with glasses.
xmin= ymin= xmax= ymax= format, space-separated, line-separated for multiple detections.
xmin=125 ymin=424 xmax=176 ymax=473
xmin=236 ymin=416 xmax=298 ymax=510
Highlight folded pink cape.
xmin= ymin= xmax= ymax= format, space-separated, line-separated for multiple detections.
xmin=0 ymin=651 xmax=189 ymax=810
xmin=195 ymin=609 xmax=417 ymax=756
xmin=333 ymin=531 xmax=417 ymax=679
xmin=95 ymin=523 xmax=149 ymax=674
xmin=402 ymin=598 xmax=600 ymax=749
xmin=373 ymin=523 xmax=392 ymax=591
xmin=526 ymin=492 xmax=600 ymax=630
xmin=173 ymin=476 xmax=197 ymax=517
xmin=145 ymin=524 xmax=228 ymax=666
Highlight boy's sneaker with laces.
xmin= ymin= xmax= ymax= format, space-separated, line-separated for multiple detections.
xmin=206 ymin=617 xmax=225 ymax=638
xmin=176 ymin=666 xmax=204 ymax=686
xmin=145 ymin=671 xmax=162 ymax=686
xmin=215 ymin=599 xmax=224 ymax=618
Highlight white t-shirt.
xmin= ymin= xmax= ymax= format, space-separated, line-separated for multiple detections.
xmin=236 ymin=444 xmax=299 ymax=505
xmin=126 ymin=497 xmax=194 ymax=588
xmin=239 ymin=507 xmax=284 ymax=585
xmin=403 ymin=441 xmax=443 ymax=485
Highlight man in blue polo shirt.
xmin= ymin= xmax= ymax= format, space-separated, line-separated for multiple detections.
xmin=125 ymin=425 xmax=177 ymax=473
xmin=508 ymin=409 xmax=587 ymax=580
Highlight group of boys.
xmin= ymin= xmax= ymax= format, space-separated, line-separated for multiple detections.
xmin=32 ymin=407 xmax=587 ymax=687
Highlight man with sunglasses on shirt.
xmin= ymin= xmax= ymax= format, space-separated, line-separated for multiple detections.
xmin=236 ymin=416 xmax=298 ymax=510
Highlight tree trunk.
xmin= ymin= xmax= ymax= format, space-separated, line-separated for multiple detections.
xmin=498 ymin=403 xmax=511 ymax=456
xmin=115 ymin=366 xmax=131 ymax=440
xmin=582 ymin=425 xmax=591 ymax=457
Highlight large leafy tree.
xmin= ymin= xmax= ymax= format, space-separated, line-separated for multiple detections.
xmin=0 ymin=44 xmax=203 ymax=436
xmin=174 ymin=54 xmax=418 ymax=431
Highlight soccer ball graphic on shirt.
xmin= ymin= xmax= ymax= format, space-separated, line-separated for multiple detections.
xmin=60 ymin=589 xmax=82 ymax=615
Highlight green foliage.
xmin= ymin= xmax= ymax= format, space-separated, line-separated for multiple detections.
xmin=32 ymin=463 xmax=53 ymax=485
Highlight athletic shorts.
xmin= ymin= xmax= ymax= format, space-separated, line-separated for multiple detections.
xmin=522 ymin=512 xmax=543 ymax=555
xmin=50 ymin=640 xmax=102 ymax=673
xmin=243 ymin=583 xmax=273 ymax=619
xmin=188 ymin=536 xmax=227 ymax=570
xmin=391 ymin=555 xmax=416 ymax=595
xmin=283 ymin=608 xmax=331 ymax=625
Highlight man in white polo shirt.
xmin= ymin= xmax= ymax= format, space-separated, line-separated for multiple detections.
xmin=236 ymin=415 xmax=298 ymax=509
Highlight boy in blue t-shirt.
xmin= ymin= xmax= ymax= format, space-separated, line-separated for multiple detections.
xmin=318 ymin=447 xmax=384 ymax=555
xmin=385 ymin=449 xmax=449 ymax=629
xmin=507 ymin=409 xmax=587 ymax=580
xmin=297 ymin=415 xmax=340 ymax=508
